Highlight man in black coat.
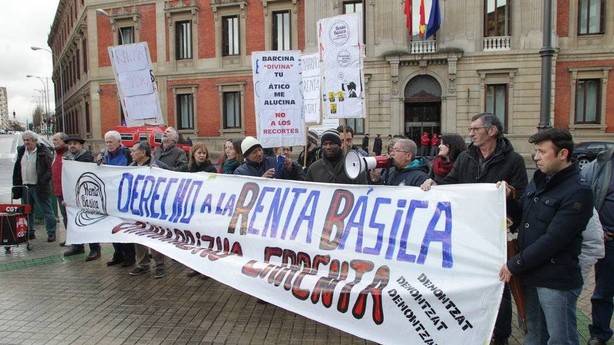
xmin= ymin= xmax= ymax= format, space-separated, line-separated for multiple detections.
xmin=373 ymin=134 xmax=383 ymax=156
xmin=421 ymin=113 xmax=528 ymax=345
xmin=305 ymin=129 xmax=368 ymax=184
xmin=62 ymin=135 xmax=101 ymax=261
xmin=361 ymin=133 xmax=370 ymax=154
xmin=500 ymin=128 xmax=593 ymax=345
xmin=12 ymin=131 xmax=57 ymax=242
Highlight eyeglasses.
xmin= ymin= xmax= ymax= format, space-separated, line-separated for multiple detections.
xmin=467 ymin=126 xmax=488 ymax=132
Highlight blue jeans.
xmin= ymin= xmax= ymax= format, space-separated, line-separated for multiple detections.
xmin=23 ymin=185 xmax=56 ymax=237
xmin=524 ymin=286 xmax=581 ymax=345
xmin=589 ymin=239 xmax=614 ymax=341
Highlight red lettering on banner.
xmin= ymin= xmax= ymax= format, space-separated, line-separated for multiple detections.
xmin=320 ymin=189 xmax=355 ymax=250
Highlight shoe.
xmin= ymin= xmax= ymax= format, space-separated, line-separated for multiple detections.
xmin=63 ymin=247 xmax=85 ymax=257
xmin=129 ymin=266 xmax=149 ymax=276
xmin=47 ymin=234 xmax=56 ymax=242
xmin=28 ymin=233 xmax=36 ymax=240
xmin=106 ymin=259 xmax=124 ymax=266
xmin=121 ymin=260 xmax=135 ymax=267
xmin=153 ymin=267 xmax=166 ymax=279
xmin=186 ymin=270 xmax=199 ymax=278
xmin=588 ymin=338 xmax=607 ymax=345
xmin=85 ymin=250 xmax=101 ymax=262
xmin=59 ymin=241 xmax=66 ymax=247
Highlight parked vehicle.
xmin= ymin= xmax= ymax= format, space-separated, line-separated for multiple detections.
xmin=572 ymin=141 xmax=614 ymax=169
xmin=112 ymin=125 xmax=192 ymax=154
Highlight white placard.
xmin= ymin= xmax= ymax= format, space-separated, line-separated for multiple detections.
xmin=252 ymin=51 xmax=305 ymax=148
xmin=301 ymin=53 xmax=321 ymax=124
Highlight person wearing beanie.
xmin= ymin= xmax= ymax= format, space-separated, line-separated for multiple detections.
xmin=234 ymin=136 xmax=292 ymax=179
xmin=305 ymin=129 xmax=367 ymax=184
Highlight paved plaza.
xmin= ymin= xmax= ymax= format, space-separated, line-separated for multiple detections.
xmin=0 ymin=224 xmax=608 ymax=345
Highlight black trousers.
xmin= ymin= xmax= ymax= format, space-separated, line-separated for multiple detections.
xmin=493 ymin=283 xmax=512 ymax=340
xmin=111 ymin=242 xmax=135 ymax=263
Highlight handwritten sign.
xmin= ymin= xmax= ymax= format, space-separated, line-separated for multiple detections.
xmin=63 ymin=160 xmax=506 ymax=345
xmin=301 ymin=53 xmax=321 ymax=124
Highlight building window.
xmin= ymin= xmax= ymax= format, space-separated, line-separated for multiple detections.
xmin=343 ymin=1 xmax=365 ymax=43
xmin=484 ymin=0 xmax=510 ymax=37
xmin=272 ymin=11 xmax=291 ymax=51
xmin=82 ymin=38 xmax=87 ymax=73
xmin=578 ymin=0 xmax=604 ymax=35
xmin=118 ymin=26 xmax=135 ymax=45
xmin=575 ymin=79 xmax=601 ymax=124
xmin=346 ymin=119 xmax=365 ymax=135
xmin=85 ymin=101 xmax=91 ymax=133
xmin=485 ymin=84 xmax=508 ymax=132
xmin=176 ymin=93 xmax=194 ymax=130
xmin=175 ymin=21 xmax=193 ymax=60
xmin=223 ymin=16 xmax=240 ymax=56
xmin=223 ymin=92 xmax=241 ymax=129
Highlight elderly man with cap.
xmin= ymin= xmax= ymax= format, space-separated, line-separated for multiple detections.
xmin=305 ymin=129 xmax=368 ymax=184
xmin=62 ymin=135 xmax=101 ymax=261
xmin=234 ymin=136 xmax=295 ymax=179
xmin=12 ymin=130 xmax=57 ymax=242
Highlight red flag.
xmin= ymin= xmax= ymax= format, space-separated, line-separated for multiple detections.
xmin=404 ymin=0 xmax=412 ymax=38
xmin=419 ymin=0 xmax=426 ymax=38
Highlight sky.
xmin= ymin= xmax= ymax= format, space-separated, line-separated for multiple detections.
xmin=0 ymin=0 xmax=59 ymax=124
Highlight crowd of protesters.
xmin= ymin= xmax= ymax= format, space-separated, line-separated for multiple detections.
xmin=11 ymin=111 xmax=614 ymax=345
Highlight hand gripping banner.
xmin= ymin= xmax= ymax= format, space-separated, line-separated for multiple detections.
xmin=62 ymin=161 xmax=506 ymax=345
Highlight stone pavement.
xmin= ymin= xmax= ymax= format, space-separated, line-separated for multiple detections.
xmin=0 ymin=225 xmax=610 ymax=345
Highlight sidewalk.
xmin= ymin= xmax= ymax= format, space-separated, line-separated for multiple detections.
xmin=0 ymin=225 xmax=608 ymax=345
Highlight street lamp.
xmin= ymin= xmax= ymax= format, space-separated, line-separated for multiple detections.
xmin=27 ymin=75 xmax=50 ymax=136
xmin=31 ymin=46 xmax=65 ymax=132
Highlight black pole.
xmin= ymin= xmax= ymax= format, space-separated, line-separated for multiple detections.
xmin=538 ymin=0 xmax=554 ymax=131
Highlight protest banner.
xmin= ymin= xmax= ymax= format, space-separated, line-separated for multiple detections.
xmin=108 ymin=42 xmax=163 ymax=126
xmin=302 ymin=53 xmax=321 ymax=124
xmin=252 ymin=50 xmax=305 ymax=148
xmin=318 ymin=13 xmax=365 ymax=119
xmin=63 ymin=160 xmax=506 ymax=345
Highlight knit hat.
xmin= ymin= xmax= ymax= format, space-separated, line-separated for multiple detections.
xmin=321 ymin=129 xmax=341 ymax=146
xmin=307 ymin=129 xmax=320 ymax=146
xmin=241 ymin=136 xmax=262 ymax=156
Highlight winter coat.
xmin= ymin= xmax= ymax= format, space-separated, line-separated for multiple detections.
xmin=373 ymin=137 xmax=383 ymax=155
xmin=234 ymin=156 xmax=293 ymax=180
xmin=442 ymin=137 xmax=528 ymax=229
xmin=222 ymin=159 xmax=241 ymax=174
xmin=68 ymin=149 xmax=94 ymax=163
xmin=581 ymin=147 xmax=613 ymax=211
xmin=385 ymin=158 xmax=430 ymax=187
xmin=298 ymin=147 xmax=321 ymax=170
xmin=187 ymin=162 xmax=217 ymax=173
xmin=305 ymin=155 xmax=367 ymax=184
xmin=430 ymin=155 xmax=454 ymax=185
xmin=153 ymin=144 xmax=187 ymax=171
xmin=102 ymin=146 xmax=132 ymax=166
xmin=507 ymin=164 xmax=593 ymax=290
xmin=579 ymin=208 xmax=605 ymax=284
xmin=52 ymin=147 xmax=67 ymax=196
xmin=12 ymin=144 xmax=53 ymax=197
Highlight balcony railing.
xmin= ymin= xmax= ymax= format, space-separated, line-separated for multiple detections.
xmin=483 ymin=36 xmax=511 ymax=51
xmin=410 ymin=40 xmax=438 ymax=54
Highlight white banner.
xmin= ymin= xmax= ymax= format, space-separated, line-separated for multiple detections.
xmin=109 ymin=42 xmax=163 ymax=125
xmin=252 ymin=51 xmax=305 ymax=148
xmin=63 ymin=161 xmax=506 ymax=345
xmin=318 ymin=14 xmax=365 ymax=119
xmin=301 ymin=53 xmax=321 ymax=124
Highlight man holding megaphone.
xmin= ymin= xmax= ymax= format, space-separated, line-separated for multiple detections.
xmin=368 ymin=138 xmax=429 ymax=187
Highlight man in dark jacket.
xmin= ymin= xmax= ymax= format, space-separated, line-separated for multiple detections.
xmin=305 ymin=129 xmax=368 ymax=184
xmin=153 ymin=127 xmax=187 ymax=171
xmin=371 ymin=138 xmax=428 ymax=186
xmin=62 ymin=135 xmax=101 ymax=261
xmin=373 ymin=134 xmax=383 ymax=156
xmin=12 ymin=131 xmax=57 ymax=242
xmin=361 ymin=133 xmax=370 ymax=154
xmin=500 ymin=128 xmax=593 ymax=345
xmin=421 ymin=113 xmax=528 ymax=345
xmin=581 ymin=146 xmax=614 ymax=345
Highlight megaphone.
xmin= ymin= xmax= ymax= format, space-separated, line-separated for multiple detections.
xmin=344 ymin=150 xmax=392 ymax=180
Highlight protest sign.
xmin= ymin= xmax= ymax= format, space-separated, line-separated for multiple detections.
xmin=63 ymin=160 xmax=506 ymax=345
xmin=302 ymin=53 xmax=321 ymax=124
xmin=318 ymin=13 xmax=365 ymax=119
xmin=252 ymin=51 xmax=305 ymax=148
xmin=108 ymin=42 xmax=163 ymax=125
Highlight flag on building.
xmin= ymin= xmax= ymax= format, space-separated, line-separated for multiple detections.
xmin=418 ymin=0 xmax=427 ymax=38
xmin=404 ymin=0 xmax=412 ymax=38
xmin=425 ymin=0 xmax=441 ymax=39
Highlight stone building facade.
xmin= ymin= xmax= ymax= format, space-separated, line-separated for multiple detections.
xmin=0 ymin=87 xmax=8 ymax=129
xmin=47 ymin=0 xmax=611 ymax=155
